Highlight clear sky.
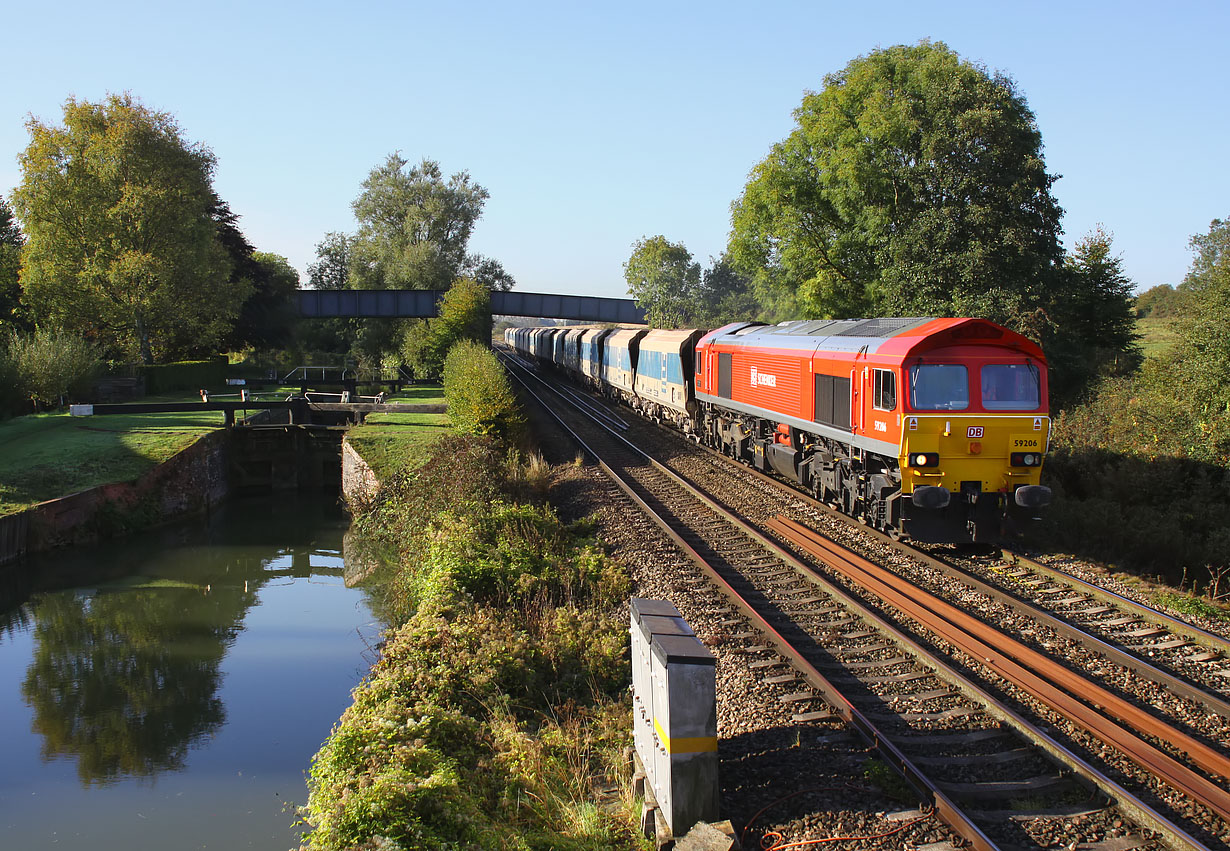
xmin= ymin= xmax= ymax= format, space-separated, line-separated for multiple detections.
xmin=2 ymin=0 xmax=1226 ymax=299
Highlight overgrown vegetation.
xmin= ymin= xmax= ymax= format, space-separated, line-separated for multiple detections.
xmin=1034 ymin=217 xmax=1230 ymax=601
xmin=301 ymin=435 xmax=642 ymax=850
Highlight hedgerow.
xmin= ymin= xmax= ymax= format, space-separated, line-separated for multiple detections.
xmin=1036 ymin=366 xmax=1230 ymax=598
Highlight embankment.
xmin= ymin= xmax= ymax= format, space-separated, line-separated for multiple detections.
xmin=0 ymin=429 xmax=230 ymax=565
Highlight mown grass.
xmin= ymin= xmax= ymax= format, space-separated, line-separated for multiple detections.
xmin=343 ymin=384 xmax=450 ymax=483
xmin=0 ymin=399 xmax=225 ymax=516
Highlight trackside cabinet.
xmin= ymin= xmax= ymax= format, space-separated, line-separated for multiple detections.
xmin=649 ymin=632 xmax=719 ymax=836
xmin=630 ymin=599 xmax=688 ymax=769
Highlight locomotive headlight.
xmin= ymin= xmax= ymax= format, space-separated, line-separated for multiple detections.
xmin=909 ymin=452 xmax=939 ymax=468
xmin=1010 ymin=452 xmax=1040 ymax=467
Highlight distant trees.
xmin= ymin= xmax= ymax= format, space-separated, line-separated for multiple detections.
xmin=211 ymin=200 xmax=300 ymax=352
xmin=401 ymin=277 xmax=492 ymax=377
xmin=302 ymin=154 xmax=510 ymax=365
xmin=623 ymin=237 xmax=757 ymax=329
xmin=1040 ymin=227 xmax=1141 ymax=404
xmin=12 ymin=94 xmax=248 ymax=364
xmin=624 ymin=236 xmax=702 ymax=328
xmin=728 ymin=41 xmax=1064 ymax=325
xmin=307 ymin=232 xmax=355 ymax=291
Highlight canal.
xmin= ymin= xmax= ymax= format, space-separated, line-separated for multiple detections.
xmin=0 ymin=495 xmax=377 ymax=849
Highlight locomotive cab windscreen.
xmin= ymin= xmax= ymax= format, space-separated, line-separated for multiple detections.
xmin=907 ymin=364 xmax=969 ymax=411
xmin=979 ymin=363 xmax=1041 ymax=410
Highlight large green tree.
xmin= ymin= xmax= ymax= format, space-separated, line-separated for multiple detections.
xmin=350 ymin=154 xmax=489 ymax=291
xmin=624 ymin=235 xmax=702 ymax=328
xmin=11 ymin=94 xmax=246 ymax=363
xmin=728 ymin=41 xmax=1064 ymax=324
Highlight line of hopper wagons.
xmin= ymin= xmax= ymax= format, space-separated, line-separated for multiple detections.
xmin=506 ymin=317 xmax=1054 ymax=545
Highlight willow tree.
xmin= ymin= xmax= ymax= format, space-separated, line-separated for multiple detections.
xmin=349 ymin=154 xmax=489 ymax=291
xmin=12 ymin=94 xmax=244 ymax=363
xmin=728 ymin=41 xmax=1064 ymax=324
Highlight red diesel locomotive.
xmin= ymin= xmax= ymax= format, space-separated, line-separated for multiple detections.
xmin=693 ymin=317 xmax=1051 ymax=542
xmin=508 ymin=315 xmax=1052 ymax=543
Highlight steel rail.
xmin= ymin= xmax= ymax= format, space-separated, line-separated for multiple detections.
xmin=998 ymin=549 xmax=1230 ymax=657
xmin=498 ymin=355 xmax=1004 ymax=851
xmin=501 ymin=355 xmax=1218 ymax=851
xmin=894 ymin=548 xmax=1230 ymax=721
xmin=770 ymin=515 xmax=1230 ymax=825
xmin=634 ymin=411 xmax=1230 ymax=723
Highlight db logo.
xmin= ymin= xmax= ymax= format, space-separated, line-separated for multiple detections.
xmin=967 ymin=426 xmax=984 ymax=438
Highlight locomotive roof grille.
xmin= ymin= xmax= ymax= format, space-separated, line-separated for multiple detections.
xmin=835 ymin=317 xmax=935 ymax=337
xmin=756 ymin=317 xmax=934 ymax=338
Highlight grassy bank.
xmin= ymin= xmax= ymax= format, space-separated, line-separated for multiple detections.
xmin=300 ymin=435 xmax=644 ymax=850
xmin=0 ymin=400 xmax=225 ymax=516
xmin=343 ymin=385 xmax=450 ymax=483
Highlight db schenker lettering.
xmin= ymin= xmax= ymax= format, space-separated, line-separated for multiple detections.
xmin=750 ymin=366 xmax=778 ymax=388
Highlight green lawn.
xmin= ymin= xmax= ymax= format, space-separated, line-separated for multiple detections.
xmin=0 ymin=384 xmax=451 ymax=516
xmin=344 ymin=384 xmax=451 ymax=482
xmin=0 ymin=399 xmax=226 ymax=516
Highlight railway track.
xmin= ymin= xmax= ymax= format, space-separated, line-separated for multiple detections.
xmin=501 ymin=352 xmax=1230 ymax=851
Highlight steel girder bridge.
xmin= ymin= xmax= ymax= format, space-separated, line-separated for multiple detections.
xmin=296 ymin=289 xmax=646 ymax=325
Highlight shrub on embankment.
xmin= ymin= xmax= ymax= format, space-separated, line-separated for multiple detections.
xmin=1 ymin=328 xmax=101 ymax=414
xmin=300 ymin=434 xmax=642 ymax=851
xmin=442 ymin=339 xmax=524 ymax=443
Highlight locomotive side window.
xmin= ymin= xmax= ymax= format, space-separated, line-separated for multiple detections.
xmin=908 ymin=365 xmax=969 ymax=410
xmin=873 ymin=369 xmax=896 ymax=411
xmin=981 ymin=364 xmax=1040 ymax=410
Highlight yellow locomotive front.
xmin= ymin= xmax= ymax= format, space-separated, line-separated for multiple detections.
xmin=898 ymin=358 xmax=1052 ymax=543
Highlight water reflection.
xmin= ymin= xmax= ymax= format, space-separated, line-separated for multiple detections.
xmin=21 ymin=583 xmax=246 ymax=784
xmin=4 ymin=496 xmax=353 ymax=788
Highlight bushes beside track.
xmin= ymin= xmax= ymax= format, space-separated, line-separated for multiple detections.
xmin=299 ymin=434 xmax=642 ymax=851
xmin=1037 ymin=374 xmax=1230 ymax=600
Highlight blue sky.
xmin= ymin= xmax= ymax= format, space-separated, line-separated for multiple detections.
xmin=2 ymin=0 xmax=1226 ymax=299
